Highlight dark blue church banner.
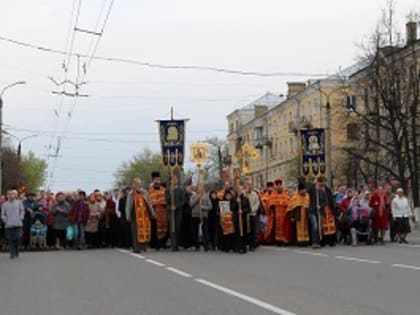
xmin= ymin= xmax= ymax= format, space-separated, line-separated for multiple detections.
xmin=158 ymin=120 xmax=186 ymax=168
xmin=300 ymin=128 xmax=326 ymax=177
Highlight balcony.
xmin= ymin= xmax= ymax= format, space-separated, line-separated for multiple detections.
xmin=254 ymin=136 xmax=272 ymax=149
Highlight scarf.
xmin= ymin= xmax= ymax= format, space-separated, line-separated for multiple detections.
xmin=112 ymin=195 xmax=121 ymax=218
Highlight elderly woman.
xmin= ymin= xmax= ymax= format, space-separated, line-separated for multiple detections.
xmin=85 ymin=194 xmax=102 ymax=248
xmin=369 ymin=186 xmax=389 ymax=245
xmin=50 ymin=192 xmax=71 ymax=250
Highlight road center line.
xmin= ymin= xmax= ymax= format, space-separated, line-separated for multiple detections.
xmin=392 ymin=264 xmax=420 ymax=271
xmin=145 ymin=259 xmax=166 ymax=267
xmin=335 ymin=256 xmax=381 ymax=264
xmin=166 ymin=267 xmax=193 ymax=278
xmin=195 ymin=278 xmax=296 ymax=315
xmin=293 ymin=250 xmax=328 ymax=257
xmin=130 ymin=253 xmax=146 ymax=259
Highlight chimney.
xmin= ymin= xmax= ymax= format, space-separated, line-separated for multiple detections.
xmin=287 ymin=82 xmax=306 ymax=99
xmin=406 ymin=22 xmax=418 ymax=46
xmin=254 ymin=105 xmax=268 ymax=118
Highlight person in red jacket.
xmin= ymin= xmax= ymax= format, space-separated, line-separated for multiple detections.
xmin=369 ymin=186 xmax=389 ymax=245
xmin=69 ymin=191 xmax=90 ymax=250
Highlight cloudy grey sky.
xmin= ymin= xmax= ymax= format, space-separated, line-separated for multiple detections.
xmin=0 ymin=0 xmax=418 ymax=192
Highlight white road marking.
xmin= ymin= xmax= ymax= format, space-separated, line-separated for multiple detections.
xmin=195 ymin=278 xmax=296 ymax=315
xmin=335 ymin=256 xmax=381 ymax=264
xmin=293 ymin=250 xmax=328 ymax=257
xmin=263 ymin=246 xmax=289 ymax=252
xmin=393 ymin=243 xmax=420 ymax=249
xmin=118 ymin=249 xmax=131 ymax=254
xmin=166 ymin=267 xmax=193 ymax=278
xmin=392 ymin=264 xmax=420 ymax=271
xmin=146 ymin=259 xmax=166 ymax=267
xmin=130 ymin=253 xmax=145 ymax=259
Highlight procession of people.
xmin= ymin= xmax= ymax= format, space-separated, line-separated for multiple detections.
xmin=0 ymin=171 xmax=416 ymax=260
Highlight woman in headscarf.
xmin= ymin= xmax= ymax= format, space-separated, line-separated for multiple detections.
xmin=369 ymin=186 xmax=389 ymax=244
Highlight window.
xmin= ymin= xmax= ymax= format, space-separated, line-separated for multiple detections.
xmin=347 ymin=123 xmax=359 ymax=140
xmin=346 ymin=95 xmax=356 ymax=111
xmin=235 ymin=120 xmax=239 ymax=130
xmin=229 ymin=123 xmax=234 ymax=133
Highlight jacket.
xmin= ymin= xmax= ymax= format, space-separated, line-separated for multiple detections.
xmin=50 ymin=201 xmax=70 ymax=230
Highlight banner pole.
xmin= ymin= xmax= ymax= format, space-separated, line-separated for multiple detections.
xmin=170 ymin=166 xmax=176 ymax=251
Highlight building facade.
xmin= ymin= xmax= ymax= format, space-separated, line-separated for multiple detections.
xmin=226 ymin=69 xmax=361 ymax=189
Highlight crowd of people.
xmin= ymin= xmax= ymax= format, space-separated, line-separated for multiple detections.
xmin=0 ymin=171 xmax=416 ymax=260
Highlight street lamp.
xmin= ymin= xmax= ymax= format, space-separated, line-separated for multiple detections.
xmin=0 ymin=81 xmax=27 ymax=193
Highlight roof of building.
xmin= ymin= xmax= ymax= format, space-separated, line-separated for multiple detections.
xmin=243 ymin=91 xmax=285 ymax=110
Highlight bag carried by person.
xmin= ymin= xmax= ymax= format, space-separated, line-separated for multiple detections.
xmin=66 ymin=225 xmax=75 ymax=241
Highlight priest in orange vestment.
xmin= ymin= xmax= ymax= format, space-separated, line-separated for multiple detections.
xmin=259 ymin=182 xmax=276 ymax=244
xmin=126 ymin=178 xmax=156 ymax=253
xmin=149 ymin=171 xmax=168 ymax=250
xmin=270 ymin=179 xmax=291 ymax=245
xmin=284 ymin=182 xmax=310 ymax=245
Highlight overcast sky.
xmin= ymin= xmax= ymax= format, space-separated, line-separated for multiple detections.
xmin=0 ymin=0 xmax=418 ymax=192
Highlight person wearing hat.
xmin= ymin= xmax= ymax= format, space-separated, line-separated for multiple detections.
xmin=22 ymin=192 xmax=39 ymax=250
xmin=259 ymin=182 xmax=276 ymax=244
xmin=391 ymin=188 xmax=413 ymax=244
xmin=149 ymin=171 xmax=168 ymax=250
xmin=269 ymin=179 xmax=291 ymax=245
xmin=284 ymin=182 xmax=310 ymax=245
xmin=1 ymin=189 xmax=25 ymax=259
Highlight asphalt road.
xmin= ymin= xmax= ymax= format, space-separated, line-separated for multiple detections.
xmin=1 ymin=242 xmax=420 ymax=315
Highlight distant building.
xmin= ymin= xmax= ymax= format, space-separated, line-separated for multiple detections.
xmin=226 ymin=66 xmax=363 ymax=189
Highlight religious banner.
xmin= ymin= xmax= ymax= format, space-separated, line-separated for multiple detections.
xmin=219 ymin=201 xmax=234 ymax=235
xmin=300 ymin=128 xmax=326 ymax=177
xmin=158 ymin=120 xmax=186 ymax=168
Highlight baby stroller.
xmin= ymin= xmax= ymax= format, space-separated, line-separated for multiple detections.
xmin=350 ymin=207 xmax=372 ymax=246
xmin=30 ymin=210 xmax=48 ymax=250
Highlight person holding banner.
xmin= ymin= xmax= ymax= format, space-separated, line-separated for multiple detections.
xmin=219 ymin=189 xmax=236 ymax=252
xmin=308 ymin=176 xmax=336 ymax=248
xmin=125 ymin=178 xmax=156 ymax=253
xmin=165 ymin=175 xmax=186 ymax=251
xmin=232 ymin=187 xmax=250 ymax=254
xmin=149 ymin=171 xmax=168 ymax=250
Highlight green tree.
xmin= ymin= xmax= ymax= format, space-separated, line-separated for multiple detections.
xmin=114 ymin=148 xmax=169 ymax=188
xmin=20 ymin=151 xmax=47 ymax=193
xmin=204 ymin=137 xmax=228 ymax=185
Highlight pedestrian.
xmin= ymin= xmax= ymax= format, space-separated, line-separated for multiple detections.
xmin=232 ymin=187 xmax=250 ymax=254
xmin=307 ymin=177 xmax=336 ymax=248
xmin=85 ymin=194 xmax=102 ymax=248
xmin=165 ymin=175 xmax=186 ymax=251
xmin=391 ymin=188 xmax=413 ymax=244
xmin=245 ymin=180 xmax=260 ymax=250
xmin=219 ymin=189 xmax=236 ymax=252
xmin=182 ymin=185 xmax=194 ymax=249
xmin=149 ymin=172 xmax=168 ymax=250
xmin=125 ymin=178 xmax=156 ymax=253
xmin=104 ymin=189 xmax=121 ymax=248
xmin=208 ymin=190 xmax=220 ymax=250
xmin=22 ymin=192 xmax=39 ymax=250
xmin=1 ymin=189 xmax=25 ymax=259
xmin=93 ymin=190 xmax=106 ymax=247
xmin=269 ymin=179 xmax=291 ymax=246
xmin=369 ymin=186 xmax=389 ymax=245
xmin=69 ymin=191 xmax=90 ymax=250
xmin=50 ymin=192 xmax=71 ymax=250
xmin=118 ymin=187 xmax=132 ymax=248
xmin=284 ymin=182 xmax=310 ymax=246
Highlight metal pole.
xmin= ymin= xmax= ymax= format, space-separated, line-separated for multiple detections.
xmin=326 ymin=99 xmax=333 ymax=188
xmin=0 ymin=96 xmax=3 ymax=194
xmin=170 ymin=167 xmax=176 ymax=251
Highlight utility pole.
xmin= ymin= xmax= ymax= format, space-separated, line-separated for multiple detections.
xmin=326 ymin=98 xmax=333 ymax=188
xmin=0 ymin=81 xmax=26 ymax=193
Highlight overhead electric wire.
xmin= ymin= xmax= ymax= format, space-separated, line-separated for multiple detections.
xmin=0 ymin=34 xmax=327 ymax=77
